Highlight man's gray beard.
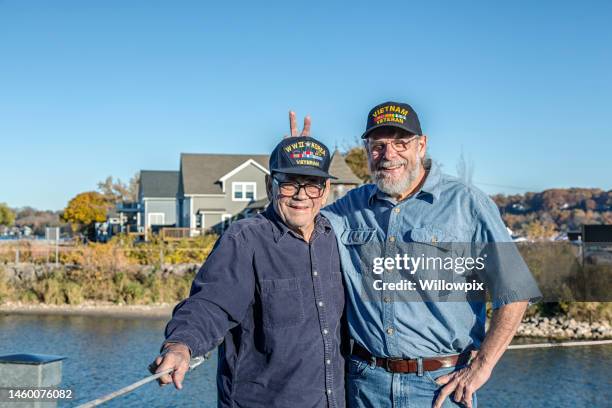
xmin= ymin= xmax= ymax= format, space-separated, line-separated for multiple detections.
xmin=371 ymin=154 xmax=422 ymax=197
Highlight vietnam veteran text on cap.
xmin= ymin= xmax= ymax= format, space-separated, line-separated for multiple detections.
xmin=361 ymin=101 xmax=423 ymax=139
xmin=269 ymin=137 xmax=337 ymax=179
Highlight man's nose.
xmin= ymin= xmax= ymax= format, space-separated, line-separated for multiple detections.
xmin=382 ymin=143 xmax=400 ymax=160
xmin=293 ymin=185 xmax=310 ymax=200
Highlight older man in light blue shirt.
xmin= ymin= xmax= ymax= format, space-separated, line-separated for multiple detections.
xmin=291 ymin=102 xmax=541 ymax=408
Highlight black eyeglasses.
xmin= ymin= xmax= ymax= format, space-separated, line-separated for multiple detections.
xmin=273 ymin=178 xmax=326 ymax=198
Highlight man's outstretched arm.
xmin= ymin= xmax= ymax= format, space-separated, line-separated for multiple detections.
xmin=151 ymin=231 xmax=255 ymax=389
xmin=433 ymin=301 xmax=528 ymax=408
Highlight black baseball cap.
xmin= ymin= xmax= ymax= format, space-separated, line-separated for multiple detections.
xmin=269 ymin=137 xmax=337 ymax=179
xmin=361 ymin=101 xmax=423 ymax=139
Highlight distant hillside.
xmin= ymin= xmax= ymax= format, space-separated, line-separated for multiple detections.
xmin=492 ymin=188 xmax=612 ymax=238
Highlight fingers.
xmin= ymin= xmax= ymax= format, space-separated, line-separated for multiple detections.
xmin=288 ymin=110 xmax=311 ymax=137
xmin=155 ymin=355 xmax=178 ymax=387
xmin=433 ymin=381 xmax=457 ymax=408
xmin=453 ymin=382 xmax=465 ymax=405
xmin=289 ymin=111 xmax=298 ymax=137
xmin=172 ymin=361 xmax=189 ymax=390
xmin=434 ymin=373 xmax=451 ymax=386
xmin=301 ymin=115 xmax=311 ymax=136
xmin=463 ymin=388 xmax=474 ymax=408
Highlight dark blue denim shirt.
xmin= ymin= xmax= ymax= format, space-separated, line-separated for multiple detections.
xmin=164 ymin=206 xmax=345 ymax=408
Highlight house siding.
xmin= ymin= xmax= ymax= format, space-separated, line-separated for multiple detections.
xmin=187 ymin=162 xmax=268 ymax=230
xmin=144 ymin=199 xmax=177 ymax=227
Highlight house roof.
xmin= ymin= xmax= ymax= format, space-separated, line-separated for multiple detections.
xmin=139 ymin=170 xmax=179 ymax=198
xmin=329 ymin=150 xmax=362 ymax=185
xmin=180 ymin=153 xmax=270 ymax=195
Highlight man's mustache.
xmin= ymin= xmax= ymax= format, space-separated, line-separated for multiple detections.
xmin=375 ymin=159 xmax=408 ymax=171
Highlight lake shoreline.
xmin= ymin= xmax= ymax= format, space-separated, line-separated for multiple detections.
xmin=0 ymin=301 xmax=173 ymax=320
xmin=1 ymin=302 xmax=610 ymax=340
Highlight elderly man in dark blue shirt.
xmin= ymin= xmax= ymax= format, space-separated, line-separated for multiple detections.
xmin=152 ymin=134 xmax=346 ymax=408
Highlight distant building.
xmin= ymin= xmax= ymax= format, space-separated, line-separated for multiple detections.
xmin=178 ymin=154 xmax=270 ymax=232
xmin=139 ymin=170 xmax=180 ymax=231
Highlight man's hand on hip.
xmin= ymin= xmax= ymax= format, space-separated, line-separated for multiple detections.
xmin=152 ymin=343 xmax=191 ymax=390
xmin=433 ymin=359 xmax=492 ymax=408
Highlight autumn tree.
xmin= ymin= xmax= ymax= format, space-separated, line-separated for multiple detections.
xmin=62 ymin=192 xmax=111 ymax=234
xmin=344 ymin=146 xmax=370 ymax=182
xmin=97 ymin=172 xmax=140 ymax=204
xmin=0 ymin=203 xmax=16 ymax=226
xmin=522 ymin=219 xmax=558 ymax=241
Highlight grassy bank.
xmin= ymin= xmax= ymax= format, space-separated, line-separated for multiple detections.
xmin=1 ymin=238 xmax=610 ymax=321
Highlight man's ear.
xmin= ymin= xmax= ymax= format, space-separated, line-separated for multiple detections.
xmin=418 ymin=135 xmax=428 ymax=159
xmin=321 ymin=179 xmax=332 ymax=206
xmin=265 ymin=175 xmax=273 ymax=201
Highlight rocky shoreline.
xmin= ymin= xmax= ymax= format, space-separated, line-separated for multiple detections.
xmin=516 ymin=315 xmax=611 ymax=340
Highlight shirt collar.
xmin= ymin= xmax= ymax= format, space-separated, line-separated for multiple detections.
xmin=264 ymin=204 xmax=331 ymax=243
xmin=368 ymin=159 xmax=442 ymax=206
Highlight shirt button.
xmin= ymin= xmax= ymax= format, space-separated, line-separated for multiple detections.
xmin=383 ymin=297 xmax=391 ymax=303
xmin=313 ymin=271 xmax=318 ymax=277
xmin=318 ymin=301 xmax=324 ymax=307
xmin=326 ymin=389 xmax=332 ymax=395
xmin=386 ymin=327 xmax=394 ymax=335
xmin=394 ymin=207 xmax=401 ymax=213
xmin=326 ymin=359 xmax=331 ymax=364
xmin=322 ymin=329 xmax=329 ymax=335
xmin=388 ymin=236 xmax=396 ymax=242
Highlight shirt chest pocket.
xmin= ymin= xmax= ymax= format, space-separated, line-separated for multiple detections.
xmin=260 ymin=278 xmax=305 ymax=329
xmin=406 ymin=226 xmax=465 ymax=280
xmin=340 ymin=228 xmax=379 ymax=277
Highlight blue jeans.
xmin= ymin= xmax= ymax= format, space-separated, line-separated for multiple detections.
xmin=347 ymin=355 xmax=477 ymax=408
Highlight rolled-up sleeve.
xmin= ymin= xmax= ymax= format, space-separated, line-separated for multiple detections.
xmin=472 ymin=193 xmax=542 ymax=309
xmin=163 ymin=231 xmax=255 ymax=356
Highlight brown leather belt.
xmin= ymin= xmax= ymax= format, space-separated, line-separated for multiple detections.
xmin=352 ymin=343 xmax=473 ymax=373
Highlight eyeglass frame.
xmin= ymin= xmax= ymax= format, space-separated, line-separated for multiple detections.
xmin=272 ymin=176 xmax=327 ymax=199
xmin=365 ymin=135 xmax=421 ymax=156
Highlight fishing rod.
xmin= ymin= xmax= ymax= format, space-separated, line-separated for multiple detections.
xmin=75 ymin=354 xmax=209 ymax=408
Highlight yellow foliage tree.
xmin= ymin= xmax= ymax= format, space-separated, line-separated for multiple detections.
xmin=344 ymin=146 xmax=370 ymax=182
xmin=62 ymin=192 xmax=111 ymax=233
xmin=523 ymin=219 xmax=558 ymax=241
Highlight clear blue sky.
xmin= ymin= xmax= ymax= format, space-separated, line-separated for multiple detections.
xmin=1 ymin=0 xmax=610 ymax=211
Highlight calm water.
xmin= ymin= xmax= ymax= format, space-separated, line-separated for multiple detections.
xmin=1 ymin=314 xmax=610 ymax=407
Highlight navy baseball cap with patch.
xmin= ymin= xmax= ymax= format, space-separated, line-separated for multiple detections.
xmin=269 ymin=137 xmax=337 ymax=179
xmin=361 ymin=101 xmax=423 ymax=139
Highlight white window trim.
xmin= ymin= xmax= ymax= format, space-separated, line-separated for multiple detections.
xmin=148 ymin=212 xmax=165 ymax=227
xmin=232 ymin=182 xmax=257 ymax=202
xmin=219 ymin=159 xmax=269 ymax=192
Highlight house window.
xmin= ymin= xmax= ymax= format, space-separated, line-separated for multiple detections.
xmin=232 ymin=182 xmax=256 ymax=201
xmin=148 ymin=213 xmax=165 ymax=226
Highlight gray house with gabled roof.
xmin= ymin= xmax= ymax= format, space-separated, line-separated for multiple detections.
xmin=178 ymin=153 xmax=270 ymax=231
xmin=138 ymin=170 xmax=180 ymax=230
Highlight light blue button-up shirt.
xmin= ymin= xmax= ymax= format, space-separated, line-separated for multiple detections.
xmin=322 ymin=160 xmax=541 ymax=358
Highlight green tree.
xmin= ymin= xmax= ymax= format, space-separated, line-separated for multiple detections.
xmin=0 ymin=203 xmax=16 ymax=226
xmin=62 ymin=192 xmax=111 ymax=233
